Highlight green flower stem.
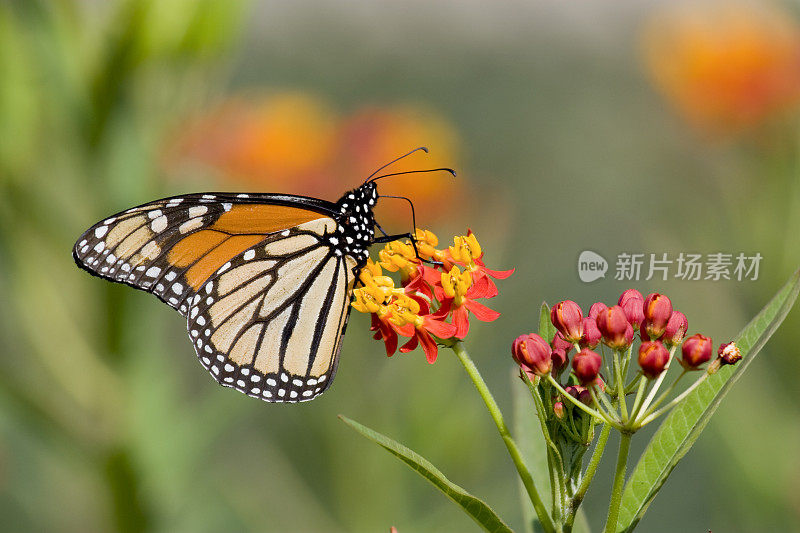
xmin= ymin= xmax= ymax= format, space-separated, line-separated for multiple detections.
xmin=627 ymin=375 xmax=650 ymax=425
xmin=452 ymin=343 xmax=556 ymax=533
xmin=548 ymin=376 xmax=618 ymax=427
xmin=603 ymin=432 xmax=632 ymax=533
xmin=592 ymin=386 xmax=620 ymax=423
xmin=612 ymin=350 xmax=628 ymax=419
xmin=635 ymin=369 xmax=688 ymax=424
xmin=623 ymin=373 xmax=643 ymax=394
xmin=564 ymin=424 xmax=611 ymax=532
xmin=621 ymin=344 xmax=633 ymax=381
xmin=524 ymin=375 xmax=567 ymax=516
xmin=636 ymin=346 xmax=677 ymax=416
xmin=638 ymin=370 xmax=711 ymax=426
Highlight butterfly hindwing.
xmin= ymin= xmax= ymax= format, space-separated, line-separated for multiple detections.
xmin=185 ymin=218 xmax=359 ymax=402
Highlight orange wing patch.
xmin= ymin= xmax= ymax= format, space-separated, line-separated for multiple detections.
xmin=212 ymin=204 xmax=325 ymax=234
xmin=165 ymin=204 xmax=328 ymax=291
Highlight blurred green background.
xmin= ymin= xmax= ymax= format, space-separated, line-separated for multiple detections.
xmin=2 ymin=1 xmax=800 ymax=531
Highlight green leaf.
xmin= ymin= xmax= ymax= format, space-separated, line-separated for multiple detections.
xmin=539 ymin=302 xmax=556 ymax=343
xmin=616 ymin=270 xmax=800 ymax=532
xmin=339 ymin=415 xmax=515 ymax=533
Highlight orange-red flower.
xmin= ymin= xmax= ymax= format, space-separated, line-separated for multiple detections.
xmin=642 ymin=2 xmax=800 ymax=136
xmin=352 ymin=229 xmax=511 ymax=362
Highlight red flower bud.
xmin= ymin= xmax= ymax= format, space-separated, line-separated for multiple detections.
xmin=551 ymin=331 xmax=573 ymax=354
xmin=717 ymin=342 xmax=742 ymax=366
xmin=618 ymin=289 xmax=644 ymax=307
xmin=564 ymin=385 xmax=581 ymax=400
xmin=551 ymin=300 xmax=584 ymax=343
xmin=638 ymin=340 xmax=670 ymax=379
xmin=581 ymin=317 xmax=602 ymax=349
xmin=578 ymin=388 xmax=594 ymax=405
xmin=553 ymin=401 xmax=565 ymax=419
xmin=662 ymin=311 xmax=688 ymax=346
xmin=642 ymin=293 xmax=673 ymax=339
xmin=680 ymin=333 xmax=713 ymax=368
xmin=572 ymin=348 xmax=602 ymax=385
xmin=596 ymin=305 xmax=631 ymax=350
xmin=512 ymin=333 xmax=552 ymax=376
xmin=550 ymin=349 xmax=569 ymax=375
xmin=618 ymin=289 xmax=645 ymax=327
xmin=588 ymin=302 xmax=608 ymax=319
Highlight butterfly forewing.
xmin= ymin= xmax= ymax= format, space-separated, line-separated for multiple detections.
xmin=73 ymin=193 xmax=334 ymax=315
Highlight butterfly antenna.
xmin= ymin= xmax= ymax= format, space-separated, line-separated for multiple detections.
xmin=364 ymin=146 xmax=429 ymax=183
xmin=368 ymin=167 xmax=456 ymax=184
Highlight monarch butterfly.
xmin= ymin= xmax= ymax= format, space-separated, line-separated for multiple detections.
xmin=73 ymin=148 xmax=454 ymax=403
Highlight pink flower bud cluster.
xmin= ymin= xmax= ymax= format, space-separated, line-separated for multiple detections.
xmin=512 ymin=290 xmax=740 ymax=388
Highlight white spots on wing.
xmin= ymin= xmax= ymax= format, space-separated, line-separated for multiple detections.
xmin=189 ymin=205 xmax=208 ymax=217
xmin=211 ymin=365 xmax=219 ymax=375
xmin=240 ymin=368 xmax=250 ymax=376
xmin=290 ymin=391 xmax=298 ymax=399
xmin=179 ymin=218 xmax=202 ymax=234
xmin=263 ymin=390 xmax=273 ymax=398
xmin=171 ymin=283 xmax=183 ymax=294
xmin=103 ymin=217 xmax=116 ymax=225
xmin=105 ymin=253 xmax=117 ymax=264
xmin=140 ymin=241 xmax=160 ymax=261
xmin=165 ymin=271 xmax=177 ymax=281
xmin=266 ymin=378 xmax=277 ymax=387
xmin=216 ymin=355 xmax=225 ymax=362
xmin=281 ymin=230 xmax=290 ymax=237
xmin=237 ymin=380 xmax=245 ymax=387
xmin=156 ymin=283 xmax=164 ymax=292
xmin=94 ymin=242 xmax=105 ymax=253
xmin=224 ymin=377 xmax=234 ymax=383
xmin=190 ymin=307 xmax=199 ymax=319
xmin=201 ymin=194 xmax=215 ymax=200
xmin=196 ymin=316 xmax=206 ymax=326
xmin=146 ymin=266 xmax=161 ymax=277
xmin=222 ymin=203 xmax=232 ymax=211
xmin=243 ymin=249 xmax=255 ymax=261
xmin=280 ymin=373 xmax=289 ymax=383
xmin=205 ymin=282 xmax=214 ymax=294
xmin=302 ymin=390 xmax=313 ymax=397
xmin=218 ymin=262 xmax=231 ymax=274
xmin=205 ymin=297 xmax=213 ymax=305
xmin=121 ymin=264 xmax=131 ymax=272
xmin=250 ymin=388 xmax=261 ymax=394
xmin=224 ymin=364 xmax=234 ymax=372
xmin=204 ymin=345 xmax=212 ymax=353
xmin=151 ymin=215 xmax=168 ymax=232
xmin=236 ymin=193 xmax=249 ymax=198
xmin=95 ymin=226 xmax=108 ymax=238
xmin=81 ymin=245 xmax=89 ymax=254
xmin=147 ymin=209 xmax=162 ymax=219
xmin=168 ymin=297 xmax=178 ymax=304
xmin=278 ymin=389 xmax=286 ymax=397
xmin=318 ymin=374 xmax=327 ymax=382
xmin=250 ymin=375 xmax=261 ymax=383
xmin=292 ymin=379 xmax=303 ymax=386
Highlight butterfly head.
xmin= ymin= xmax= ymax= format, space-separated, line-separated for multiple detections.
xmin=333 ymin=182 xmax=378 ymax=261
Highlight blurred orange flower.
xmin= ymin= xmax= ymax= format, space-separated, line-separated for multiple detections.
xmin=170 ymin=91 xmax=462 ymax=224
xmin=642 ymin=2 xmax=800 ymax=136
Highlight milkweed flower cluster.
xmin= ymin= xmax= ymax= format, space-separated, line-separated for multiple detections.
xmin=352 ymin=229 xmax=513 ymax=362
xmin=513 ymin=289 xmax=742 ymax=433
